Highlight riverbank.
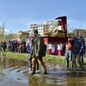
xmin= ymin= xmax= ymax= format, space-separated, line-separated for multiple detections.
xmin=1 ymin=52 xmax=66 ymax=66
xmin=1 ymin=52 xmax=86 ymax=66
xmin=0 ymin=52 xmax=86 ymax=86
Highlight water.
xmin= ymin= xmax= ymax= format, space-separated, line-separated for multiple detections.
xmin=0 ymin=57 xmax=86 ymax=86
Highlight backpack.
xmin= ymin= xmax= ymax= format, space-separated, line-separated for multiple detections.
xmin=41 ymin=43 xmax=47 ymax=56
xmin=38 ymin=38 xmax=47 ymax=57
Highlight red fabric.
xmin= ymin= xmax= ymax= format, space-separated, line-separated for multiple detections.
xmin=57 ymin=50 xmax=62 ymax=56
xmin=48 ymin=49 xmax=52 ymax=54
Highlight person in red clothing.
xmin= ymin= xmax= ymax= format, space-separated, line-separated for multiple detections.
xmin=65 ymin=34 xmax=73 ymax=68
xmin=57 ymin=44 xmax=63 ymax=56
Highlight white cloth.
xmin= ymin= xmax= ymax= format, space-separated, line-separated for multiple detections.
xmin=57 ymin=44 xmax=62 ymax=50
xmin=48 ymin=44 xmax=52 ymax=49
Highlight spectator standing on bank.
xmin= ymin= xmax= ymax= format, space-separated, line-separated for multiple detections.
xmin=65 ymin=34 xmax=73 ymax=68
xmin=72 ymin=31 xmax=84 ymax=70
xmin=79 ymin=31 xmax=85 ymax=64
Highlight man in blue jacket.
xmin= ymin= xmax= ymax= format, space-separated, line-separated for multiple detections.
xmin=72 ymin=31 xmax=84 ymax=70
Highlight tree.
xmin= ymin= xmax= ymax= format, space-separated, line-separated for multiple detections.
xmin=73 ymin=29 xmax=86 ymax=38
xmin=18 ymin=31 xmax=29 ymax=41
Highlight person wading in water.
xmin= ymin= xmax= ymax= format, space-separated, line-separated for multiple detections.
xmin=31 ymin=29 xmax=47 ymax=75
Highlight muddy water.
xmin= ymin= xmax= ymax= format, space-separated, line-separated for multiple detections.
xmin=29 ymin=68 xmax=86 ymax=86
xmin=0 ymin=57 xmax=28 ymax=86
xmin=0 ymin=57 xmax=86 ymax=86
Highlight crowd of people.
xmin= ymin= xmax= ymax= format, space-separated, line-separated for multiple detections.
xmin=0 ymin=30 xmax=47 ymax=75
xmin=0 ymin=30 xmax=86 ymax=74
xmin=0 ymin=40 xmax=27 ymax=53
xmin=65 ymin=31 xmax=86 ymax=70
xmin=27 ymin=30 xmax=86 ymax=74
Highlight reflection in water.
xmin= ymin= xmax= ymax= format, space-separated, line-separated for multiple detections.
xmin=0 ymin=57 xmax=28 ymax=86
xmin=28 ymin=68 xmax=86 ymax=86
xmin=28 ymin=74 xmax=86 ymax=86
xmin=29 ymin=75 xmax=58 ymax=86
xmin=66 ymin=77 xmax=86 ymax=86
xmin=0 ymin=57 xmax=28 ymax=69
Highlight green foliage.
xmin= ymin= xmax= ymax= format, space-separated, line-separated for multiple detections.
xmin=0 ymin=34 xmax=17 ymax=42
xmin=3 ymin=52 xmax=29 ymax=61
xmin=68 ymin=29 xmax=86 ymax=39
xmin=44 ymin=55 xmax=66 ymax=66
xmin=0 ymin=34 xmax=6 ymax=42
xmin=2 ymin=52 xmax=66 ymax=65
xmin=18 ymin=31 xmax=29 ymax=41
xmin=2 ymin=52 xmax=86 ymax=66
xmin=73 ymin=29 xmax=86 ymax=38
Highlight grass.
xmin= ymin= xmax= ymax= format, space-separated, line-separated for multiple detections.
xmin=1 ymin=51 xmax=86 ymax=66
xmin=44 ymin=55 xmax=66 ymax=66
xmin=2 ymin=52 xmax=29 ymax=61
xmin=1 ymin=52 xmax=66 ymax=66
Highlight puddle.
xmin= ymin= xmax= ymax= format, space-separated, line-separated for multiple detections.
xmin=0 ymin=56 xmax=86 ymax=86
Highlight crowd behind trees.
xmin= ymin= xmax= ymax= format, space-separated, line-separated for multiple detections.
xmin=0 ymin=29 xmax=86 ymax=74
xmin=0 ymin=29 xmax=86 ymax=55
xmin=0 ymin=40 xmax=27 ymax=53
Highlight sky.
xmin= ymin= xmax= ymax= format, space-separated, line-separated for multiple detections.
xmin=0 ymin=0 xmax=86 ymax=33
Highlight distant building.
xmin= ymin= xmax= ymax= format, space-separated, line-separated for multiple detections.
xmin=29 ymin=20 xmax=58 ymax=37
xmin=38 ymin=24 xmax=48 ymax=36
xmin=30 ymin=24 xmax=38 ymax=30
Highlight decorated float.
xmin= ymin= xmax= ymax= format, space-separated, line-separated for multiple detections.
xmin=42 ymin=16 xmax=68 ymax=55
